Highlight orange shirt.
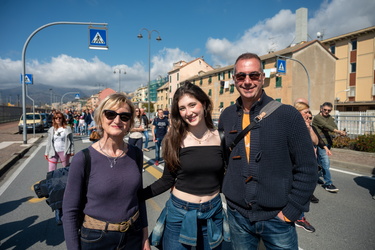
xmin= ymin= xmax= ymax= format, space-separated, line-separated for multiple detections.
xmin=242 ymin=113 xmax=251 ymax=162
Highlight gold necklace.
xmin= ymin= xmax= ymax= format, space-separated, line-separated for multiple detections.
xmin=98 ymin=140 xmax=126 ymax=168
xmin=188 ymin=130 xmax=211 ymax=144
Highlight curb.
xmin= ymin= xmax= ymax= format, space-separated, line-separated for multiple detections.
xmin=0 ymin=146 xmax=32 ymax=177
xmin=0 ymin=135 xmax=44 ymax=177
xmin=331 ymin=159 xmax=374 ymax=176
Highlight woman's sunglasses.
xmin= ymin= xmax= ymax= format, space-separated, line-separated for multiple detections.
xmin=234 ymin=72 xmax=262 ymax=81
xmin=103 ymin=110 xmax=132 ymax=122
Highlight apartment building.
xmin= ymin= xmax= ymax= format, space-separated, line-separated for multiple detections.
xmin=321 ymin=26 xmax=375 ymax=111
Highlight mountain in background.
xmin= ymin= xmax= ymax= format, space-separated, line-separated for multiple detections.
xmin=0 ymin=83 xmax=94 ymax=107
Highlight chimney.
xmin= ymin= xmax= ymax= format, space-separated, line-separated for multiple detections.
xmin=295 ymin=8 xmax=308 ymax=44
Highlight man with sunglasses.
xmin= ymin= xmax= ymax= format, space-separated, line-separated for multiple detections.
xmin=312 ymin=102 xmax=346 ymax=193
xmin=219 ymin=52 xmax=317 ymax=249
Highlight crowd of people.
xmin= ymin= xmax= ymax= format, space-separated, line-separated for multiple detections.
xmin=41 ymin=52 xmax=348 ymax=250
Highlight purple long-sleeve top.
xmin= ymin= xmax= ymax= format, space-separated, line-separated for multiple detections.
xmin=62 ymin=145 xmax=147 ymax=250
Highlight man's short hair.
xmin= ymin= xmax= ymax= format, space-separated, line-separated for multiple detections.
xmin=234 ymin=52 xmax=263 ymax=74
xmin=322 ymin=102 xmax=333 ymax=108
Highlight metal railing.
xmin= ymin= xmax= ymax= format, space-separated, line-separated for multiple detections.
xmin=333 ymin=112 xmax=375 ymax=139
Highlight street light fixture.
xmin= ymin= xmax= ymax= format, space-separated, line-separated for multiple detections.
xmin=137 ymin=28 xmax=162 ymax=119
xmin=334 ymin=88 xmax=350 ymax=112
xmin=113 ymin=69 xmax=126 ymax=93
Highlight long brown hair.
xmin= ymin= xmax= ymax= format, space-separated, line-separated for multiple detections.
xmin=163 ymin=81 xmax=214 ymax=171
xmin=52 ymin=111 xmax=67 ymax=129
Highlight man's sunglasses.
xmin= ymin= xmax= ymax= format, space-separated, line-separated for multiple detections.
xmin=103 ymin=110 xmax=132 ymax=122
xmin=234 ymin=72 xmax=262 ymax=81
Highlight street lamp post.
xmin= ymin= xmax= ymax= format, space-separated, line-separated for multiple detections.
xmin=49 ymin=88 xmax=53 ymax=108
xmin=113 ymin=69 xmax=126 ymax=92
xmin=137 ymin=28 xmax=162 ymax=119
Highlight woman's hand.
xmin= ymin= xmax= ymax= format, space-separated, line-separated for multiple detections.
xmin=142 ymin=227 xmax=151 ymax=250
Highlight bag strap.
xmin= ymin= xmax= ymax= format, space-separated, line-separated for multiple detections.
xmin=229 ymin=100 xmax=283 ymax=151
xmin=80 ymin=148 xmax=91 ymax=211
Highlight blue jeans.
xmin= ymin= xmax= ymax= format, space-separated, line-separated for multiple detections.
xmin=155 ymin=137 xmax=163 ymax=161
xmin=129 ymin=137 xmax=143 ymax=150
xmin=227 ymin=206 xmax=298 ymax=250
xmin=317 ymin=145 xmax=332 ymax=185
xmin=80 ymin=224 xmax=143 ymax=249
xmin=143 ymin=130 xmax=149 ymax=149
xmin=157 ymin=194 xmax=228 ymax=250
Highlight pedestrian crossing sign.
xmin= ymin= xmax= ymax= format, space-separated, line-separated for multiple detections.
xmin=20 ymin=74 xmax=33 ymax=84
xmin=277 ymin=59 xmax=286 ymax=74
xmin=89 ymin=26 xmax=108 ymax=50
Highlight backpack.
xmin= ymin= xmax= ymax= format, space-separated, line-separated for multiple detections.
xmin=34 ymin=146 xmax=143 ymax=211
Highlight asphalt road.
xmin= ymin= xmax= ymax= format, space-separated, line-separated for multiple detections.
xmin=0 ymin=134 xmax=374 ymax=249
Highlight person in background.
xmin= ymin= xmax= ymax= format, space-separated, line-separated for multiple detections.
xmin=152 ymin=109 xmax=169 ymax=166
xmin=84 ymin=109 xmax=93 ymax=136
xmin=219 ymin=52 xmax=317 ymax=249
xmin=163 ymin=107 xmax=170 ymax=119
xmin=128 ymin=108 xmax=145 ymax=150
xmin=142 ymin=81 xmax=229 ymax=249
xmin=140 ymin=108 xmax=150 ymax=152
xmin=312 ymin=102 xmax=346 ymax=193
xmin=44 ymin=111 xmax=74 ymax=225
xmin=293 ymin=101 xmax=319 ymax=233
xmin=62 ymin=93 xmax=150 ymax=250
xmin=78 ymin=116 xmax=86 ymax=136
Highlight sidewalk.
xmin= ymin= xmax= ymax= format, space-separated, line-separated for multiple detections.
xmin=0 ymin=122 xmax=44 ymax=176
xmin=0 ymin=122 xmax=374 ymax=177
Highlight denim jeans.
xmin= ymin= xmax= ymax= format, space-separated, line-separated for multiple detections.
xmin=317 ymin=145 xmax=332 ymax=185
xmin=155 ymin=137 xmax=163 ymax=161
xmin=143 ymin=130 xmax=149 ymax=149
xmin=129 ymin=137 xmax=143 ymax=150
xmin=151 ymin=194 xmax=229 ymax=250
xmin=227 ymin=206 xmax=298 ymax=250
xmin=80 ymin=223 xmax=143 ymax=250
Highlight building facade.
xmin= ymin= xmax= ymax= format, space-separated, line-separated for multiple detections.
xmin=321 ymin=26 xmax=375 ymax=111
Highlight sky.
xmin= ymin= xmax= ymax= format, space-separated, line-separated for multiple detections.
xmin=1 ymin=0 xmax=375 ymax=95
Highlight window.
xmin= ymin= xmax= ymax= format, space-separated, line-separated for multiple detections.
xmin=200 ymin=78 xmax=203 ymax=86
xmin=275 ymin=98 xmax=281 ymax=102
xmin=230 ymin=101 xmax=234 ymax=105
xmin=208 ymin=76 xmax=212 ymax=84
xmin=351 ymin=63 xmax=356 ymax=73
xmin=177 ymin=73 xmax=179 ymax=81
xmin=348 ymin=86 xmax=355 ymax=97
xmin=220 ymin=102 xmax=224 ymax=108
xmin=276 ymin=76 xmax=282 ymax=88
xmin=330 ymin=44 xmax=335 ymax=54
xmin=351 ymin=40 xmax=357 ymax=51
xmin=227 ymin=71 xmax=232 ymax=79
xmin=169 ymin=75 xmax=172 ymax=83
xmin=230 ymin=85 xmax=235 ymax=93
xmin=208 ymin=89 xmax=212 ymax=96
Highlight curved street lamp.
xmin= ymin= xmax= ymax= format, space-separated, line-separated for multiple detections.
xmin=137 ymin=28 xmax=162 ymax=119
xmin=113 ymin=69 xmax=126 ymax=92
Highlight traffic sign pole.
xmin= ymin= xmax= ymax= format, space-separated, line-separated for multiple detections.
xmin=21 ymin=21 xmax=108 ymax=144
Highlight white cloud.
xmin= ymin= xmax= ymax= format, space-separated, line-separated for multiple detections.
xmin=1 ymin=0 xmax=374 ymax=95
xmin=206 ymin=9 xmax=296 ymax=66
xmin=206 ymin=0 xmax=375 ymax=66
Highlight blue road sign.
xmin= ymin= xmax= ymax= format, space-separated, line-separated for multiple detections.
xmin=277 ymin=59 xmax=286 ymax=74
xmin=89 ymin=27 xmax=108 ymax=50
xmin=20 ymin=74 xmax=33 ymax=84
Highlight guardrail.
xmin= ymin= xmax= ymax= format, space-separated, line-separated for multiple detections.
xmin=334 ymin=114 xmax=375 ymax=139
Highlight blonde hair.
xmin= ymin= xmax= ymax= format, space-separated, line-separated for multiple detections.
xmin=94 ymin=93 xmax=135 ymax=136
xmin=294 ymin=102 xmax=310 ymax=112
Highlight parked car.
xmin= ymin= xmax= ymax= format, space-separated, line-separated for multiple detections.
xmin=18 ymin=113 xmax=44 ymax=133
xmin=40 ymin=113 xmax=49 ymax=128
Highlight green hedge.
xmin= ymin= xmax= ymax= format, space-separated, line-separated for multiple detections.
xmin=333 ymin=134 xmax=375 ymax=152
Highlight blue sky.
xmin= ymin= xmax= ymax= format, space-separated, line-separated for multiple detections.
xmin=1 ymin=0 xmax=374 ymax=94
